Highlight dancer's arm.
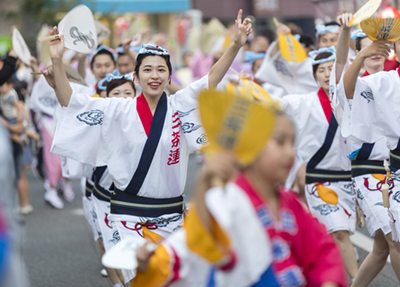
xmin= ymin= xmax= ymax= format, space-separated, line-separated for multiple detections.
xmin=43 ymin=26 xmax=72 ymax=107
xmin=343 ymin=40 xmax=391 ymax=99
xmin=208 ymin=9 xmax=253 ymax=88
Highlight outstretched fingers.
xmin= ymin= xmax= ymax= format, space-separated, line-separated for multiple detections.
xmin=237 ymin=9 xmax=243 ymax=26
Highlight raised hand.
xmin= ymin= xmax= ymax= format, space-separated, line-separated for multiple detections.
xmin=336 ymin=12 xmax=353 ymax=28
xmin=359 ymin=40 xmax=392 ymax=59
xmin=43 ymin=69 xmax=56 ymax=89
xmin=49 ymin=26 xmax=65 ymax=61
xmin=232 ymin=9 xmax=253 ymax=48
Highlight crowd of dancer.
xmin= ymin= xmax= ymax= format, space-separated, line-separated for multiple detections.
xmin=1 ymin=4 xmax=400 ymax=287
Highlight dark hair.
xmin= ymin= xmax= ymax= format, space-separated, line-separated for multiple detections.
xmin=325 ymin=21 xmax=340 ymax=27
xmin=312 ymin=52 xmax=333 ymax=75
xmin=255 ymin=27 xmax=276 ymax=44
xmin=96 ymin=80 xmax=108 ymax=95
xmin=91 ymin=49 xmax=116 ymax=69
xmin=3 ymin=76 xmax=14 ymax=85
xmin=134 ymin=54 xmax=172 ymax=80
xmin=355 ymin=37 xmax=369 ymax=51
xmin=14 ymin=80 xmax=28 ymax=101
xmin=106 ymin=78 xmax=136 ymax=96
xmin=299 ymin=34 xmax=314 ymax=49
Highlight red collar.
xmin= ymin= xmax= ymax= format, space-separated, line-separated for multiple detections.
xmin=317 ymin=88 xmax=331 ymax=123
xmin=362 ymin=70 xmax=370 ymax=77
xmin=136 ymin=93 xmax=153 ymax=137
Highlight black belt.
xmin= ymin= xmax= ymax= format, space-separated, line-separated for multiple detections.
xmin=390 ymin=149 xmax=400 ymax=170
xmin=351 ymin=159 xmax=385 ymax=177
xmin=305 ymin=167 xmax=351 ymax=184
xmin=110 ymin=188 xmax=184 ymax=217
xmin=85 ymin=180 xmax=93 ymax=198
xmin=93 ymin=182 xmax=112 ymax=202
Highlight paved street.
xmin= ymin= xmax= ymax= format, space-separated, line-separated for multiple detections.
xmin=19 ymin=155 xmax=399 ymax=286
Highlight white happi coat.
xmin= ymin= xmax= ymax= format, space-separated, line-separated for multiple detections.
xmin=275 ymin=91 xmax=350 ymax=171
xmin=30 ymin=75 xmax=95 ymax=178
xmin=52 ymin=76 xmax=208 ymax=198
xmin=334 ymin=69 xmax=400 ymax=149
xmin=255 ymin=42 xmax=318 ymax=97
xmin=329 ymin=61 xmax=390 ymax=161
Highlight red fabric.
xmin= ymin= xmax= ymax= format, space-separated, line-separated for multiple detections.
xmin=317 ymin=88 xmax=332 ymax=123
xmin=219 ymin=251 xmax=237 ymax=271
xmin=136 ymin=93 xmax=153 ymax=137
xmin=384 ymin=60 xmax=399 ymax=72
xmin=166 ymin=246 xmax=181 ymax=286
xmin=362 ymin=71 xmax=370 ymax=77
xmin=235 ymin=174 xmax=348 ymax=287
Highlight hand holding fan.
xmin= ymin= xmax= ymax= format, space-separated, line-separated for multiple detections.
xmin=361 ymin=18 xmax=400 ymax=42
xmin=102 ymin=240 xmax=157 ymax=269
xmin=273 ymin=18 xmax=307 ymax=62
xmin=38 ymin=5 xmax=97 ymax=54
xmin=199 ymin=89 xmax=276 ymax=166
xmin=228 ymin=67 xmax=272 ymax=102
xmin=348 ymin=0 xmax=382 ymax=27
xmin=12 ymin=28 xmax=31 ymax=65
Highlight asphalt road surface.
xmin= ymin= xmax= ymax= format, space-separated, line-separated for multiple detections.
xmin=18 ymin=155 xmax=399 ymax=286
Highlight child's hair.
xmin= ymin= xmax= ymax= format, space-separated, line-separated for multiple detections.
xmin=106 ymin=78 xmax=136 ymax=96
xmin=14 ymin=80 xmax=28 ymax=102
xmin=3 ymin=76 xmax=14 ymax=85
xmin=91 ymin=49 xmax=116 ymax=69
xmin=312 ymin=52 xmax=333 ymax=75
xmin=134 ymin=53 xmax=172 ymax=79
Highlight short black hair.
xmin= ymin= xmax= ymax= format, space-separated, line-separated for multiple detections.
xmin=255 ymin=27 xmax=276 ymax=44
xmin=91 ymin=49 xmax=115 ymax=69
xmin=355 ymin=37 xmax=369 ymax=51
xmin=3 ymin=76 xmax=14 ymax=85
xmin=134 ymin=54 xmax=172 ymax=80
xmin=106 ymin=78 xmax=136 ymax=96
xmin=299 ymin=34 xmax=314 ymax=49
xmin=313 ymin=52 xmax=333 ymax=75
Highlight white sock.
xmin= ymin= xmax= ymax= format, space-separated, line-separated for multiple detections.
xmin=113 ymin=284 xmax=122 ymax=287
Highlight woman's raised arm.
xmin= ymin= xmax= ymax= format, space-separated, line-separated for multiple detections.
xmin=208 ymin=9 xmax=253 ymax=88
xmin=43 ymin=26 xmax=72 ymax=107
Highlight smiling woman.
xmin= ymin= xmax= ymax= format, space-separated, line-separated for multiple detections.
xmin=44 ymin=9 xmax=253 ymax=284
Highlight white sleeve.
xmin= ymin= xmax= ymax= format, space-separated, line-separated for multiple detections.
xmin=51 ymin=92 xmax=108 ymax=166
xmin=170 ymin=75 xmax=209 ymax=153
xmin=255 ymin=42 xmax=283 ymax=85
xmin=277 ymin=93 xmax=314 ymax=143
xmin=340 ymin=76 xmax=384 ymax=143
xmin=329 ymin=60 xmax=351 ymax=126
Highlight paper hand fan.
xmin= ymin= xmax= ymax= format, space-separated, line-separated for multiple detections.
xmin=199 ymin=90 xmax=276 ymax=165
xmin=102 ymin=240 xmax=158 ymax=270
xmin=361 ymin=18 xmax=400 ymax=42
xmin=225 ymin=82 xmax=253 ymax=101
xmin=37 ymin=25 xmax=52 ymax=66
xmin=272 ymin=18 xmax=307 ymax=62
xmin=102 ymin=239 xmax=140 ymax=269
xmin=12 ymin=28 xmax=31 ymax=65
xmin=240 ymin=78 xmax=272 ymax=102
xmin=38 ymin=5 xmax=97 ymax=54
xmin=95 ymin=20 xmax=111 ymax=44
xmin=348 ymin=0 xmax=382 ymax=27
